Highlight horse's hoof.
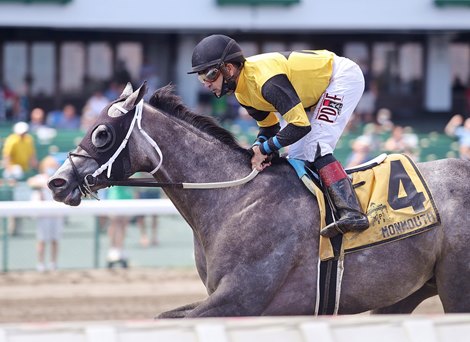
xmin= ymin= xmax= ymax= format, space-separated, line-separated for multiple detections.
xmin=156 ymin=312 xmax=185 ymax=319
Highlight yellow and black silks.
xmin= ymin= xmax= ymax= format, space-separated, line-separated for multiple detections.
xmin=309 ymin=154 xmax=441 ymax=261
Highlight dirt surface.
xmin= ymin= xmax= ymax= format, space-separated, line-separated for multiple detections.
xmin=0 ymin=268 xmax=207 ymax=323
xmin=0 ymin=268 xmax=443 ymax=323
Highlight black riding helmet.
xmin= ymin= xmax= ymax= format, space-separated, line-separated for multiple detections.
xmin=188 ymin=35 xmax=245 ymax=97
xmin=188 ymin=34 xmax=246 ymax=74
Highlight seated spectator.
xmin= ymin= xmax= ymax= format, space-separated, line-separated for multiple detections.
xmin=2 ymin=121 xmax=37 ymax=180
xmin=29 ymin=107 xmax=57 ymax=143
xmin=55 ymin=104 xmax=81 ymax=130
xmin=346 ymin=123 xmax=382 ymax=168
xmin=29 ymin=107 xmax=47 ymax=132
xmin=81 ymin=89 xmax=109 ymax=130
xmin=384 ymin=125 xmax=419 ymax=161
xmin=445 ymin=114 xmax=470 ymax=160
xmin=376 ymin=107 xmax=394 ymax=133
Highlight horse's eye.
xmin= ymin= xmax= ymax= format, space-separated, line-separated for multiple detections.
xmin=91 ymin=125 xmax=114 ymax=149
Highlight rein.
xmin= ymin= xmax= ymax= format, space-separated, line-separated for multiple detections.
xmin=94 ymin=168 xmax=259 ymax=189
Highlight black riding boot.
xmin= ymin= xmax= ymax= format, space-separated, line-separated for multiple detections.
xmin=314 ymin=154 xmax=369 ymax=238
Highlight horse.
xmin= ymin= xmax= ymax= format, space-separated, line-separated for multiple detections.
xmin=48 ymin=82 xmax=470 ymax=317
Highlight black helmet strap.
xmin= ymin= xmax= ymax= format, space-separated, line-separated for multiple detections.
xmin=218 ymin=63 xmax=238 ymax=97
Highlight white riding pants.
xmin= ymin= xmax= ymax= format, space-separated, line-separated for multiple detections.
xmin=288 ymin=55 xmax=365 ymax=162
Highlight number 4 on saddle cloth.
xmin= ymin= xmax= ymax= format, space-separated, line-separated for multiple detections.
xmin=288 ymin=153 xmax=441 ymax=261
xmin=289 ymin=153 xmax=441 ymax=315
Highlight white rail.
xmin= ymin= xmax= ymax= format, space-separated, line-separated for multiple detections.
xmin=0 ymin=315 xmax=469 ymax=342
xmin=0 ymin=199 xmax=180 ymax=272
xmin=0 ymin=199 xmax=179 ymax=217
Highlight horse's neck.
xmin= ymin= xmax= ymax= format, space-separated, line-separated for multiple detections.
xmin=152 ymin=117 xmax=251 ymax=228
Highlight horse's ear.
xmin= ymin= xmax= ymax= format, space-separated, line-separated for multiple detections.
xmin=122 ymin=82 xmax=148 ymax=111
xmin=120 ymin=82 xmax=134 ymax=97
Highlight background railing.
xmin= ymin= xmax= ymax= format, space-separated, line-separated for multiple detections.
xmin=0 ymin=199 xmax=197 ymax=272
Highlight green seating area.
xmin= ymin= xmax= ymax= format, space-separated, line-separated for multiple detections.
xmin=227 ymin=122 xmax=458 ymax=164
xmin=0 ymin=122 xmax=459 ymax=186
xmin=334 ymin=130 xmax=458 ymax=163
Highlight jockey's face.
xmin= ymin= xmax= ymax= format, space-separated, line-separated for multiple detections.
xmin=198 ymin=67 xmax=224 ymax=97
xmin=198 ymin=63 xmax=238 ymax=97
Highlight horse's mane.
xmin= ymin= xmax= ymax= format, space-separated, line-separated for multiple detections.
xmin=149 ymin=84 xmax=247 ymax=153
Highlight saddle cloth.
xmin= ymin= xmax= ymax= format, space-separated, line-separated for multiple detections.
xmin=293 ymin=153 xmax=441 ymax=261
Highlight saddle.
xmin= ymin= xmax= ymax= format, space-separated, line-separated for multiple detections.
xmin=288 ymin=153 xmax=441 ymax=315
xmin=289 ymin=153 xmax=441 ymax=260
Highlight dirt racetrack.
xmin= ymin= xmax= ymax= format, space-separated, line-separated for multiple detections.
xmin=0 ymin=268 xmax=443 ymax=323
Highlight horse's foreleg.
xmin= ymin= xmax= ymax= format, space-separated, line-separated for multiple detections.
xmin=156 ymin=301 xmax=204 ymax=319
xmin=371 ymin=280 xmax=437 ymax=314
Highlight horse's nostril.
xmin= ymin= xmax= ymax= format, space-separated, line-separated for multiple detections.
xmin=49 ymin=178 xmax=67 ymax=188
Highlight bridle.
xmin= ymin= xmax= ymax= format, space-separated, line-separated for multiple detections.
xmin=67 ymin=99 xmax=259 ymax=200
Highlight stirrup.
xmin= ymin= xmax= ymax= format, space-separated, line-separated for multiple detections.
xmin=320 ymin=221 xmax=346 ymax=238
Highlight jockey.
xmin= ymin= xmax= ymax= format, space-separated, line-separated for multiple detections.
xmin=188 ymin=34 xmax=369 ymax=238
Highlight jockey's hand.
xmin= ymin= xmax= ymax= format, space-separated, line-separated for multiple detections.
xmin=251 ymin=145 xmax=271 ymax=171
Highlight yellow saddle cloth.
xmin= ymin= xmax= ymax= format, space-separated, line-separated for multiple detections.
xmin=313 ymin=154 xmax=440 ymax=261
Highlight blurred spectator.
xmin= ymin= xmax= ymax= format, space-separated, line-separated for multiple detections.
xmin=346 ymin=123 xmax=382 ymax=168
xmin=27 ymin=155 xmax=64 ymax=272
xmin=106 ymin=186 xmax=135 ymax=268
xmin=384 ymin=125 xmax=419 ymax=161
xmin=135 ymin=185 xmax=161 ymax=247
xmin=30 ymin=107 xmax=57 ymax=144
xmin=452 ymin=77 xmax=466 ymax=93
xmin=81 ymin=89 xmax=109 ymax=130
xmin=115 ymin=59 xmax=132 ymax=86
xmin=139 ymin=57 xmax=160 ymax=101
xmin=376 ymin=107 xmax=394 ymax=133
xmin=55 ymin=104 xmax=81 ymax=130
xmin=2 ymin=83 xmax=19 ymax=121
xmin=0 ymin=84 xmax=6 ymax=121
xmin=2 ymin=122 xmax=38 ymax=236
xmin=445 ymin=114 xmax=470 ymax=160
xmin=104 ymin=80 xmax=124 ymax=101
xmin=466 ymin=81 xmax=470 ymax=117
xmin=2 ymin=121 xmax=37 ymax=180
xmin=354 ymin=80 xmax=378 ymax=126
xmin=29 ymin=107 xmax=47 ymax=132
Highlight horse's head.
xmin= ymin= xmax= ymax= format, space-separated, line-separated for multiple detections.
xmin=48 ymin=82 xmax=162 ymax=206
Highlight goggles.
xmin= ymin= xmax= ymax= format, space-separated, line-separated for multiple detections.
xmin=198 ymin=67 xmax=221 ymax=83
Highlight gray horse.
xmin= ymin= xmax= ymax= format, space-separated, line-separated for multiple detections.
xmin=48 ymin=83 xmax=470 ymax=317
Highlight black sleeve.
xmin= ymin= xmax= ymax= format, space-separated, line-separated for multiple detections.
xmin=257 ymin=74 xmax=311 ymax=155
xmin=261 ymin=74 xmax=302 ymax=116
xmin=258 ymin=124 xmax=281 ymax=142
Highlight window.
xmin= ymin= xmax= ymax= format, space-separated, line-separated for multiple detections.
xmin=31 ymin=42 xmax=55 ymax=96
xmin=88 ymin=43 xmax=112 ymax=82
xmin=3 ymin=42 xmax=27 ymax=93
xmin=61 ymin=42 xmax=85 ymax=93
